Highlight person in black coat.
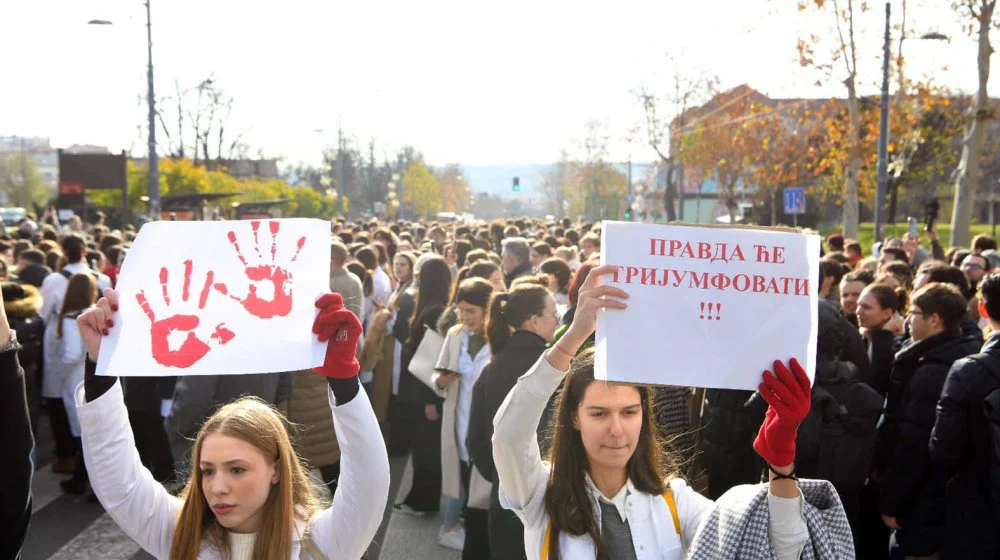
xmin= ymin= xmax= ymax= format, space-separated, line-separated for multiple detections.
xmin=0 ymin=279 xmax=33 ymax=560
xmin=930 ymin=273 xmax=1000 ymax=559
xmin=873 ymin=283 xmax=980 ymax=559
xmin=394 ymin=256 xmax=452 ymax=515
xmin=467 ymin=284 xmax=559 ymax=560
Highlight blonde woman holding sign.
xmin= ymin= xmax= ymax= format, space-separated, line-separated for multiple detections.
xmin=73 ymin=289 xmax=389 ymax=560
xmin=493 ymin=265 xmax=854 ymax=560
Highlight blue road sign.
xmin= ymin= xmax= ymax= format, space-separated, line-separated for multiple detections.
xmin=783 ymin=187 xmax=806 ymax=215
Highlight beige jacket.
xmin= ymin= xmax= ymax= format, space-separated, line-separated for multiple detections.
xmin=329 ymin=267 xmax=364 ymax=320
xmin=432 ymin=323 xmax=492 ymax=509
xmin=286 ymin=371 xmax=340 ymax=468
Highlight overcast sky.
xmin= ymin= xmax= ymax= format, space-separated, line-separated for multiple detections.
xmin=0 ymin=0 xmax=984 ymax=168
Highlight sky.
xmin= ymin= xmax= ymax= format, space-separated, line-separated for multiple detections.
xmin=0 ymin=0 xmax=987 ymax=169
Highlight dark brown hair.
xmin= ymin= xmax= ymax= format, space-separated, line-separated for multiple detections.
xmin=540 ymin=258 xmax=572 ymax=294
xmin=485 ymin=284 xmax=550 ymax=354
xmin=407 ymin=257 xmax=452 ymax=347
xmin=862 ymin=284 xmax=906 ymax=314
xmin=911 ymin=282 xmax=968 ymax=332
xmin=544 ymin=348 xmax=673 ymax=560
xmin=58 ymin=273 xmax=97 ymax=338
xmin=454 ymin=277 xmax=493 ymax=309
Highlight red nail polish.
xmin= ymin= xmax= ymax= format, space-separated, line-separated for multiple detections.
xmin=111 ymin=304 xmax=119 ymax=312
xmin=102 ymin=329 xmax=109 ymax=336
xmin=107 ymin=320 xmax=114 ymax=328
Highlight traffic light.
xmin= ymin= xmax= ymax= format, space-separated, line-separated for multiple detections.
xmin=625 ymin=206 xmax=633 ymax=220
xmin=513 ymin=176 xmax=520 ymax=192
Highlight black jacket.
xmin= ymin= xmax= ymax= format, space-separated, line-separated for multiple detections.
xmin=929 ymin=333 xmax=1000 ymax=559
xmin=1 ymin=345 xmax=32 ymax=560
xmin=700 ymin=388 xmax=766 ymax=498
xmin=874 ymin=330 xmax=980 ymax=555
xmin=504 ymin=262 xmax=532 ymax=288
xmin=467 ymin=331 xmax=548 ymax=560
xmin=866 ymin=328 xmax=898 ymax=398
xmin=391 ymin=287 xmax=416 ymax=345
xmin=3 ymin=283 xmax=44 ymax=373
xmin=400 ymin=304 xmax=445 ymax=408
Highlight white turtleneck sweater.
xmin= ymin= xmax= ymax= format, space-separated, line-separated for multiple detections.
xmin=229 ymin=532 xmax=257 ymax=559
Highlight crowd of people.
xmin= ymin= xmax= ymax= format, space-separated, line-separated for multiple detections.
xmin=1 ymin=211 xmax=998 ymax=559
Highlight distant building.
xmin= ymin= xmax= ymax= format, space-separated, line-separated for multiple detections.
xmin=0 ymin=137 xmax=112 ymax=194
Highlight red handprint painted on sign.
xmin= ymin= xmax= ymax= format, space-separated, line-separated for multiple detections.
xmin=217 ymin=220 xmax=306 ymax=319
xmin=137 ymin=260 xmax=235 ymax=369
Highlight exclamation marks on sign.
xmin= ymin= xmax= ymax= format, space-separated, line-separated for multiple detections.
xmin=700 ymin=303 xmax=722 ymax=321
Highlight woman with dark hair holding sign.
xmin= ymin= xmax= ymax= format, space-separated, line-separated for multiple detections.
xmin=493 ymin=265 xmax=854 ymax=559
xmin=71 ymin=289 xmax=390 ymax=559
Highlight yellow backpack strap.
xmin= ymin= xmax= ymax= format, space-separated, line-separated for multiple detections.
xmin=663 ymin=488 xmax=681 ymax=537
xmin=541 ymin=521 xmax=552 ymax=560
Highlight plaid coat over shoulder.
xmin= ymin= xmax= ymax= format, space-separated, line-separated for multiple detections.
xmin=688 ymin=479 xmax=854 ymax=560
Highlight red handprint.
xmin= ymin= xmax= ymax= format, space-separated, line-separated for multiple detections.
xmin=137 ymin=260 xmax=235 ymax=369
xmin=217 ymin=220 xmax=306 ymax=319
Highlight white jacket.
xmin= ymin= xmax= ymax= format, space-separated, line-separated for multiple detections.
xmin=433 ymin=323 xmax=492 ymax=508
xmin=42 ymin=318 xmax=87 ymax=436
xmin=77 ymin=379 xmax=390 ymax=560
xmin=493 ymin=354 xmax=809 ymax=560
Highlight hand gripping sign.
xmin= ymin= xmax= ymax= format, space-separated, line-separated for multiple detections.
xmin=595 ymin=222 xmax=820 ymax=391
xmin=97 ymin=219 xmax=329 ymax=377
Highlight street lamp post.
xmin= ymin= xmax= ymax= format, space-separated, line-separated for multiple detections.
xmin=874 ymin=2 xmax=891 ymax=244
xmin=88 ymin=0 xmax=159 ymax=222
xmin=873 ymin=4 xmax=950 ymax=244
xmin=144 ymin=1 xmax=159 ymax=220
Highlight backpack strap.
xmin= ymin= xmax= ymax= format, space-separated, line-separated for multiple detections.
xmin=540 ymin=488 xmax=681 ymax=560
xmin=663 ymin=488 xmax=682 ymax=537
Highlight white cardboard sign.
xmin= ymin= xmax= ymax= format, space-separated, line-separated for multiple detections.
xmin=595 ymin=221 xmax=820 ymax=390
xmin=97 ymin=219 xmax=329 ymax=377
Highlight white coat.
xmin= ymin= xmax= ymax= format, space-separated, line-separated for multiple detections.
xmin=41 ymin=317 xmax=87 ymax=436
xmin=433 ymin=323 xmax=492 ymax=509
xmin=493 ymin=354 xmax=810 ymax=560
xmin=76 ymin=379 xmax=390 ymax=560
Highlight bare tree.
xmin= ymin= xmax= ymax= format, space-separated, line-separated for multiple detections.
xmin=950 ymin=0 xmax=998 ymax=247
xmin=636 ymin=58 xmax=716 ymax=222
xmin=798 ymin=0 xmax=868 ymax=239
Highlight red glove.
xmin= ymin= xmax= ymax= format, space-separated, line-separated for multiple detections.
xmin=312 ymin=293 xmax=362 ymax=379
xmin=753 ymin=358 xmax=812 ymax=467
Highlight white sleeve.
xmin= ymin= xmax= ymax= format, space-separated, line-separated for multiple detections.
xmin=492 ymin=354 xmax=565 ymax=517
xmin=78 ymin=381 xmax=183 ymax=558
xmin=373 ymin=273 xmax=392 ymax=307
xmin=60 ymin=320 xmax=86 ymax=366
xmin=39 ymin=275 xmax=62 ymax=322
xmin=768 ymin=491 xmax=808 ymax=560
xmin=309 ymin=386 xmax=391 ymax=559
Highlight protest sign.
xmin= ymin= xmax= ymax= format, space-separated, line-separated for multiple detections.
xmin=97 ymin=219 xmax=329 ymax=377
xmin=595 ymin=221 xmax=820 ymax=391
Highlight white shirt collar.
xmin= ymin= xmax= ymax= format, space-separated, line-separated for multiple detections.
xmin=584 ymin=473 xmax=631 ymax=521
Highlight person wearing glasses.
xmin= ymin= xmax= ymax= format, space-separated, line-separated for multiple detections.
xmin=868 ymin=283 xmax=979 ymax=559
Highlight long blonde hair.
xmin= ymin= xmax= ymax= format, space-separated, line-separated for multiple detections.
xmin=169 ymin=397 xmax=327 ymax=560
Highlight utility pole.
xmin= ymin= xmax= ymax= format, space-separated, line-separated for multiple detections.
xmin=145 ymin=0 xmax=160 ymax=221
xmin=874 ymin=1 xmax=892 ymax=243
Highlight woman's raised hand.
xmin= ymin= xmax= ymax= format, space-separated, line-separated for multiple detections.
xmin=565 ymin=265 xmax=629 ymax=343
xmin=77 ymin=288 xmax=119 ymax=362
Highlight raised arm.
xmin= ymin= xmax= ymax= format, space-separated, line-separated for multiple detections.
xmin=306 ymin=293 xmax=391 ymax=558
xmin=76 ymin=289 xmax=183 ymax=558
xmin=493 ymin=265 xmax=627 ymax=521
xmin=0 ymin=289 xmax=33 ymax=560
